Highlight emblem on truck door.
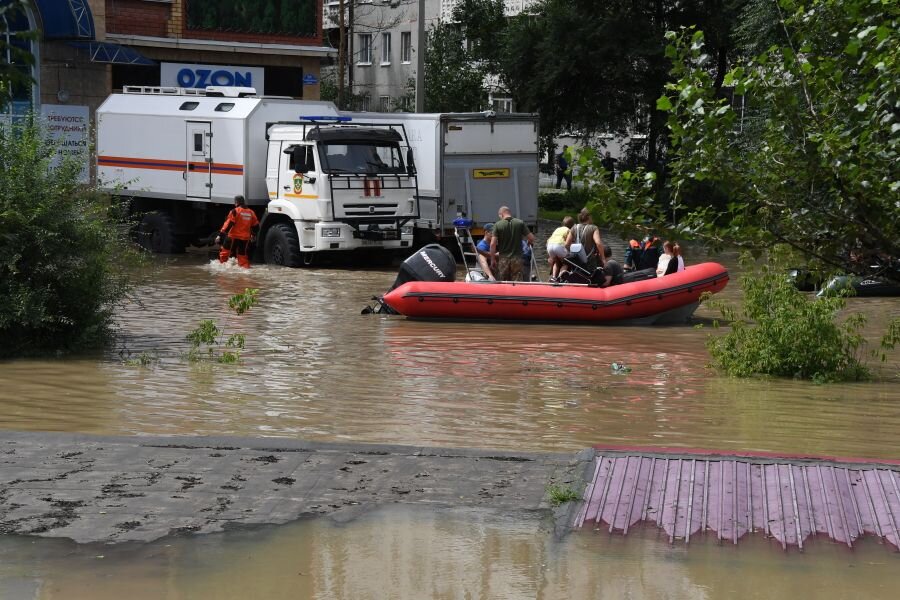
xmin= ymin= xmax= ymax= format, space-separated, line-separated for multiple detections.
xmin=293 ymin=174 xmax=303 ymax=194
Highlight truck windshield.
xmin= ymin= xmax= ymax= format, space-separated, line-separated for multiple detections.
xmin=319 ymin=143 xmax=406 ymax=175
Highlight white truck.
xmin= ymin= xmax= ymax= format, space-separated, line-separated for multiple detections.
xmin=96 ymin=86 xmax=419 ymax=266
xmin=344 ymin=111 xmax=540 ymax=240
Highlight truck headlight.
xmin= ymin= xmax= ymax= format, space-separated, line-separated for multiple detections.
xmin=321 ymin=227 xmax=342 ymax=238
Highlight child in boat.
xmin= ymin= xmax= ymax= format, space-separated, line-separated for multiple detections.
xmin=546 ymin=216 xmax=575 ymax=282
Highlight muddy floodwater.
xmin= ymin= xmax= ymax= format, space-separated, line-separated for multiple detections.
xmin=1 ymin=246 xmax=899 ymax=598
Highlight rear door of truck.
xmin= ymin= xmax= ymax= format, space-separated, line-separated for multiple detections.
xmin=440 ymin=115 xmax=539 ymax=232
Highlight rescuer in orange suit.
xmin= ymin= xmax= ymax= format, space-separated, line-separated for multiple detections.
xmin=215 ymin=195 xmax=259 ymax=268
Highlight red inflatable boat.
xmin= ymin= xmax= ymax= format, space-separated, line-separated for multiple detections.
xmin=382 ymin=262 xmax=729 ymax=324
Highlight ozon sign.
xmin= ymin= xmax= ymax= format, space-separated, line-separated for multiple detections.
xmin=161 ymin=62 xmax=265 ymax=90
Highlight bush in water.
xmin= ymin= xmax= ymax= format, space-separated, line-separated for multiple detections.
xmin=0 ymin=119 xmax=138 ymax=357
xmin=703 ymin=252 xmax=891 ymax=383
xmin=185 ymin=288 xmax=259 ymax=364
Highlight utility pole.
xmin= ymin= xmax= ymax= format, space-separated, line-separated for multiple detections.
xmin=415 ymin=0 xmax=425 ymax=111
xmin=338 ymin=0 xmax=346 ymax=108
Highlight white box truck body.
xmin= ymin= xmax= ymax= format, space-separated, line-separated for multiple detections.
xmin=344 ymin=112 xmax=540 ymax=238
xmin=96 ymin=86 xmax=419 ymax=265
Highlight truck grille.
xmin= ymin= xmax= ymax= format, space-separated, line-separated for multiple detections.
xmin=342 ymin=202 xmax=401 ymax=217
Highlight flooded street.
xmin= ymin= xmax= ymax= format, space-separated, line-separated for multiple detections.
xmin=1 ymin=248 xmax=899 ymax=597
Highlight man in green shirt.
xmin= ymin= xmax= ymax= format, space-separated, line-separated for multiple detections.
xmin=490 ymin=206 xmax=535 ymax=281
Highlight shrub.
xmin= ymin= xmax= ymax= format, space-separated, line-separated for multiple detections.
xmin=538 ymin=187 xmax=594 ymax=213
xmin=547 ymin=484 xmax=580 ymax=506
xmin=0 ymin=119 xmax=137 ymax=357
xmin=705 ymin=253 xmax=870 ymax=382
xmin=185 ymin=288 xmax=259 ymax=363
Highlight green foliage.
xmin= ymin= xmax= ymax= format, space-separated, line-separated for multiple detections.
xmin=0 ymin=119 xmax=138 ymax=357
xmin=228 ymin=288 xmax=259 ymax=315
xmin=319 ymin=70 xmax=370 ymax=112
xmin=547 ymin=484 xmax=580 ymax=506
xmin=424 ymin=21 xmax=485 ymax=112
xmin=660 ymin=1 xmax=898 ymax=280
xmin=538 ymin=188 xmax=594 ymax=213
xmin=186 ymin=0 xmax=318 ymax=37
xmin=122 ymin=349 xmax=159 ymax=367
xmin=500 ymin=0 xmax=747 ymax=165
xmin=451 ymin=0 xmax=507 ymax=73
xmin=705 ymin=252 xmax=870 ymax=382
xmin=185 ymin=288 xmax=259 ymax=363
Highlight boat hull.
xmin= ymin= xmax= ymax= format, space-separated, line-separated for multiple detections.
xmin=382 ymin=262 xmax=729 ymax=323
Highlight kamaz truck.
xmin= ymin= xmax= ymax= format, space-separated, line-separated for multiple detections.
xmin=96 ymin=86 xmax=419 ymax=266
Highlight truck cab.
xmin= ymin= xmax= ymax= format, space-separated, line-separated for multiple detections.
xmin=261 ymin=120 xmax=419 ymax=266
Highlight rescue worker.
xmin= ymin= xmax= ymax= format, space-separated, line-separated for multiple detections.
xmin=215 ymin=195 xmax=259 ymax=268
xmin=490 ymin=206 xmax=535 ymax=281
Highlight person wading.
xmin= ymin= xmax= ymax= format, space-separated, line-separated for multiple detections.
xmin=490 ymin=206 xmax=535 ymax=281
xmin=215 ymin=195 xmax=259 ymax=268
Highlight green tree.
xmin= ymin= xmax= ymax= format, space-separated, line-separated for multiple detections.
xmin=0 ymin=120 xmax=139 ymax=357
xmin=451 ymin=0 xmax=507 ymax=72
xmin=424 ymin=21 xmax=485 ymax=112
xmin=501 ymin=0 xmax=747 ymax=170
xmin=666 ymin=0 xmax=898 ymax=280
xmin=580 ymin=0 xmax=898 ymax=282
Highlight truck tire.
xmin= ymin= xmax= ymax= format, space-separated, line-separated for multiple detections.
xmin=264 ymin=223 xmax=302 ymax=267
xmin=137 ymin=211 xmax=184 ymax=254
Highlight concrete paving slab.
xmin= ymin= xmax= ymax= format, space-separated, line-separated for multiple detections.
xmin=0 ymin=431 xmax=593 ymax=544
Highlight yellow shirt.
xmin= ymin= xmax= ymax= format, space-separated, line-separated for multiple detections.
xmin=548 ymin=226 xmax=570 ymax=246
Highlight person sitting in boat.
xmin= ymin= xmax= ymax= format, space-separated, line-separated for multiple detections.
xmin=625 ymin=235 xmax=663 ymax=271
xmin=546 ymin=216 xmax=575 ymax=282
xmin=490 ymin=206 xmax=535 ymax=281
xmin=656 ymin=241 xmax=685 ymax=277
xmin=599 ymin=244 xmax=625 ymax=287
xmin=565 ymin=208 xmax=606 ymax=272
xmin=475 ymin=224 xmax=497 ymax=281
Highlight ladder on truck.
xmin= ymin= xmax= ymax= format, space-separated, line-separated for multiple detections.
xmin=453 ymin=217 xmax=489 ymax=282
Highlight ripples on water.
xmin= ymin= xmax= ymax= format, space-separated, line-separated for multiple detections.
xmin=0 ymin=251 xmax=898 ymax=460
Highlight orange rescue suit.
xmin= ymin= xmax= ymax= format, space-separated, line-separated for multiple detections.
xmin=218 ymin=206 xmax=259 ymax=268
xmin=220 ymin=206 xmax=259 ymax=240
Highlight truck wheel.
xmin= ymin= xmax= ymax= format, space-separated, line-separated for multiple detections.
xmin=137 ymin=211 xmax=184 ymax=254
xmin=264 ymin=223 xmax=302 ymax=267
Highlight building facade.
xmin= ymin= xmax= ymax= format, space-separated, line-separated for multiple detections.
xmin=1 ymin=0 xmax=334 ymax=123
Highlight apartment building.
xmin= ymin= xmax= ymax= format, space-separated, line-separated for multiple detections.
xmin=323 ymin=0 xmax=537 ymax=112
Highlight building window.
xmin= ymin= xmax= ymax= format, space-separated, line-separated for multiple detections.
xmin=1 ymin=5 xmax=36 ymax=122
xmin=491 ymin=97 xmax=514 ymax=113
xmin=360 ymin=96 xmax=370 ymax=111
xmin=401 ymin=32 xmax=411 ymax=63
xmin=381 ymin=32 xmax=392 ymax=65
xmin=358 ymin=34 xmax=373 ymax=65
xmin=379 ymin=96 xmax=391 ymax=112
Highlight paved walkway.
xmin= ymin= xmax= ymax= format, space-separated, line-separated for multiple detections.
xmin=0 ymin=431 xmax=592 ymax=544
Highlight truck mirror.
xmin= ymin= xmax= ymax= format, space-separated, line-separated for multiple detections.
xmin=406 ymin=148 xmax=417 ymax=176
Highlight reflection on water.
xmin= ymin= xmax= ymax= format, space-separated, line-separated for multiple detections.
xmin=0 ymin=252 xmax=898 ymax=459
xmin=0 ymin=505 xmax=896 ymax=599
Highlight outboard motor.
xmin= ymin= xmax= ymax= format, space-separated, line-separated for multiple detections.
xmin=387 ymin=244 xmax=456 ymax=291
xmin=362 ymin=244 xmax=456 ymax=314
